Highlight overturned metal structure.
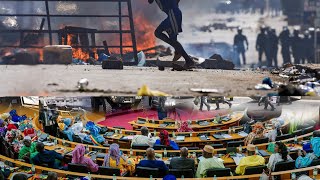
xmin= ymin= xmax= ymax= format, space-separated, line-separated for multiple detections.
xmin=0 ymin=0 xmax=138 ymax=65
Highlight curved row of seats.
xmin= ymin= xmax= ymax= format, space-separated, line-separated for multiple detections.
xmin=1 ymin=106 xmax=319 ymax=179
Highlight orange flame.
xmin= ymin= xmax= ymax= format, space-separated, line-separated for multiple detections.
xmin=62 ymin=34 xmax=98 ymax=61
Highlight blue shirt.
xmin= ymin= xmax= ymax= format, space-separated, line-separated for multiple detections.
xmin=155 ymin=139 xmax=179 ymax=150
xmin=137 ymin=159 xmax=168 ymax=172
xmin=32 ymin=150 xmax=63 ymax=168
xmin=155 ymin=0 xmax=179 ymax=14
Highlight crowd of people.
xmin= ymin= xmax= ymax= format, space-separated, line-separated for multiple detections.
xmin=0 ymin=106 xmax=319 ymax=180
xmin=234 ymin=26 xmax=317 ymax=67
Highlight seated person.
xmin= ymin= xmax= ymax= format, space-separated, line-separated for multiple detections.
xmin=103 ymin=143 xmax=134 ymax=175
xmin=32 ymin=142 xmax=64 ymax=169
xmin=196 ymin=145 xmax=225 ymax=178
xmin=0 ymin=119 xmax=7 ymax=137
xmin=18 ymin=136 xmax=38 ymax=162
xmin=131 ymin=127 xmax=155 ymax=147
xmin=296 ymin=131 xmax=320 ymax=168
xmin=267 ymin=141 xmax=292 ymax=171
xmin=264 ymin=121 xmax=282 ymax=142
xmin=71 ymin=144 xmax=99 ymax=173
xmin=235 ymin=144 xmax=265 ymax=175
xmin=5 ymin=127 xmax=23 ymax=153
xmin=82 ymin=121 xmax=107 ymax=146
xmin=47 ymin=172 xmax=58 ymax=180
xmin=244 ymin=122 xmax=265 ymax=145
xmin=136 ymin=148 xmax=168 ymax=177
xmin=177 ymin=121 xmax=193 ymax=132
xmin=154 ymin=130 xmax=179 ymax=150
xmin=61 ymin=118 xmax=74 ymax=141
xmin=169 ymin=147 xmax=195 ymax=174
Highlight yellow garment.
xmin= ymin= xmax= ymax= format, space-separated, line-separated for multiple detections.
xmin=58 ymin=122 xmax=65 ymax=131
xmin=109 ymin=157 xmax=135 ymax=175
xmin=137 ymin=85 xmax=170 ymax=96
xmin=235 ymin=155 xmax=265 ymax=175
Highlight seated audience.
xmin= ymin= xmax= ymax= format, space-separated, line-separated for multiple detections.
xmin=267 ymin=141 xmax=292 ymax=171
xmin=71 ymin=144 xmax=99 ymax=173
xmin=103 ymin=143 xmax=134 ymax=175
xmin=169 ymin=147 xmax=195 ymax=173
xmin=235 ymin=144 xmax=265 ymax=175
xmin=154 ymin=130 xmax=179 ymax=150
xmin=131 ymin=127 xmax=155 ymax=147
xmin=32 ymin=142 xmax=64 ymax=169
xmin=245 ymin=122 xmax=265 ymax=145
xmin=296 ymin=131 xmax=320 ymax=168
xmin=136 ymin=148 xmax=168 ymax=176
xmin=196 ymin=145 xmax=225 ymax=178
xmin=18 ymin=136 xmax=38 ymax=162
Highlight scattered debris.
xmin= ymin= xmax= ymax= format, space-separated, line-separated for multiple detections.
xmin=77 ymin=78 xmax=89 ymax=91
xmin=47 ymin=83 xmax=59 ymax=86
xmin=255 ymin=84 xmax=272 ymax=90
xmin=190 ymin=88 xmax=222 ymax=94
xmin=137 ymin=85 xmax=170 ymax=96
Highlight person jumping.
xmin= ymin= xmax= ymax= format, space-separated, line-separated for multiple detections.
xmin=148 ymin=0 xmax=195 ymax=70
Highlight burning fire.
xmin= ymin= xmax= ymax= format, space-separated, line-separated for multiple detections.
xmin=63 ymin=34 xmax=98 ymax=60
xmin=123 ymin=12 xmax=156 ymax=52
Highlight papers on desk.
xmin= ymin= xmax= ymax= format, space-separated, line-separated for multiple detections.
xmin=176 ymin=136 xmax=185 ymax=141
xmin=122 ymin=135 xmax=134 ymax=140
xmin=238 ymin=131 xmax=249 ymax=137
xmin=288 ymin=146 xmax=300 ymax=152
xmin=221 ymin=134 xmax=232 ymax=139
xmin=43 ymin=141 xmax=55 ymax=146
xmin=232 ymin=153 xmax=245 ymax=166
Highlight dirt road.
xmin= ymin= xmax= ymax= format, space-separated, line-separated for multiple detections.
xmin=0 ymin=65 xmax=283 ymax=96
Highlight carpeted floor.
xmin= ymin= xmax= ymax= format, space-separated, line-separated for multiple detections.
xmin=98 ymin=109 xmax=229 ymax=130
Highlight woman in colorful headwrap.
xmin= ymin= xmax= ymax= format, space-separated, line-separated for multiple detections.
xmin=83 ymin=121 xmax=106 ymax=146
xmin=244 ymin=122 xmax=266 ymax=146
xmin=0 ymin=119 xmax=7 ymax=137
xmin=295 ymin=131 xmax=320 ymax=168
xmin=71 ymin=144 xmax=99 ymax=172
xmin=154 ymin=130 xmax=179 ymax=150
xmin=177 ymin=121 xmax=193 ymax=132
xmin=5 ymin=128 xmax=24 ymax=152
xmin=103 ymin=143 xmax=134 ymax=175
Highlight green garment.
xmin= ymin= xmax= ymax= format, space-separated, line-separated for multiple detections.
xmin=18 ymin=142 xmax=38 ymax=160
xmin=196 ymin=157 xmax=225 ymax=178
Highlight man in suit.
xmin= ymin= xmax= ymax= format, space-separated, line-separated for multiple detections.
xmin=169 ymin=147 xmax=195 ymax=174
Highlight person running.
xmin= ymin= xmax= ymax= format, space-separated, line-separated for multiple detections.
xmin=148 ymin=0 xmax=195 ymax=70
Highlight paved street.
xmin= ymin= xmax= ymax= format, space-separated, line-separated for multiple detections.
xmin=0 ymin=65 xmax=282 ymax=96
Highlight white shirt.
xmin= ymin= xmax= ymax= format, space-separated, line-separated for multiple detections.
xmin=267 ymin=153 xmax=293 ymax=171
xmin=131 ymin=135 xmax=156 ymax=147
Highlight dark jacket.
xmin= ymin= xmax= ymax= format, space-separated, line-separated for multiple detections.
xmin=169 ymin=157 xmax=195 ymax=173
xmin=32 ymin=150 xmax=63 ymax=168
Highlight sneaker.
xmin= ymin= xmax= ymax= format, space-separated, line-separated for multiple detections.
xmin=184 ymin=62 xmax=196 ymax=70
xmin=172 ymin=51 xmax=182 ymax=62
xmin=271 ymin=108 xmax=275 ymax=111
xmin=215 ymin=107 xmax=220 ymax=110
xmin=229 ymin=103 xmax=232 ymax=108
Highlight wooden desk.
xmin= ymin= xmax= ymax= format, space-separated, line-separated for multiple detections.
xmin=129 ymin=113 xmax=243 ymax=131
